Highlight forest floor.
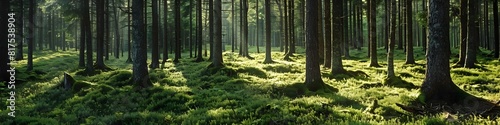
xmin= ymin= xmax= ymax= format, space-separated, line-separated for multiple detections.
xmin=1 ymin=46 xmax=500 ymax=124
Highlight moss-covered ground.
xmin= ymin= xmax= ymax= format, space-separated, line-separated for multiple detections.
xmin=1 ymin=46 xmax=500 ymax=124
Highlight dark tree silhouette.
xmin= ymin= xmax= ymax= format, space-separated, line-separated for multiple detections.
xmin=211 ymin=0 xmax=223 ymax=67
xmin=84 ymin=0 xmax=94 ymax=74
xmin=369 ymin=0 xmax=380 ymax=67
xmin=420 ymin=0 xmax=474 ymax=105
xmin=150 ymin=0 xmax=160 ymax=69
xmin=15 ymin=0 xmax=23 ymax=61
xmin=304 ymin=0 xmax=325 ymax=91
xmin=195 ymin=0 xmax=204 ymax=62
xmin=132 ymin=0 xmax=152 ymax=88
xmin=455 ymin=0 xmax=467 ymax=67
xmin=95 ymin=0 xmax=108 ymax=69
xmin=324 ymin=0 xmax=332 ymax=68
xmin=1 ymin=0 xmax=10 ymax=82
xmin=405 ymin=0 xmax=415 ymax=64
xmin=263 ymin=0 xmax=273 ymax=64
xmin=27 ymin=0 xmax=35 ymax=71
xmin=387 ymin=0 xmax=397 ymax=77
xmin=79 ymin=0 xmax=86 ymax=68
xmin=174 ymin=0 xmax=182 ymax=63
xmin=465 ymin=0 xmax=478 ymax=68
xmin=494 ymin=0 xmax=499 ymax=58
xmin=113 ymin=0 xmax=121 ymax=59
xmin=162 ymin=0 xmax=169 ymax=64
xmin=332 ymin=0 xmax=346 ymax=74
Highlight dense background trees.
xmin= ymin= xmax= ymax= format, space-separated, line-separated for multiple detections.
xmin=2 ymin=0 xmax=500 ymax=123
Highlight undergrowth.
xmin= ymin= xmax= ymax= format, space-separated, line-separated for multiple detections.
xmin=1 ymin=46 xmax=499 ymax=124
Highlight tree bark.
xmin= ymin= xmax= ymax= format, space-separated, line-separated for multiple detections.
xmin=388 ymin=0 xmax=397 ymax=77
xmin=465 ymin=0 xmax=479 ymax=68
xmin=332 ymin=0 xmax=346 ymax=74
xmin=79 ymin=0 xmax=86 ymax=68
xmin=162 ymin=0 xmax=169 ymax=64
xmin=15 ymin=0 xmax=24 ymax=61
xmin=263 ymin=0 xmax=273 ymax=64
xmin=209 ymin=0 xmax=214 ymax=60
xmin=305 ymin=0 xmax=326 ymax=91
xmin=113 ymin=0 xmax=121 ymax=59
xmin=369 ymin=0 xmax=380 ymax=67
xmin=174 ymin=0 xmax=182 ymax=63
xmin=150 ymin=0 xmax=160 ymax=69
xmin=96 ymin=0 xmax=107 ymax=69
xmin=0 ymin=0 xmax=10 ymax=82
xmin=27 ymin=0 xmax=35 ymax=71
xmin=132 ymin=0 xmax=152 ymax=88
xmin=211 ymin=0 xmax=223 ymax=67
xmin=195 ymin=0 xmax=204 ymax=62
xmin=324 ymin=0 xmax=331 ymax=68
xmin=455 ymin=0 xmax=468 ymax=66
xmin=405 ymin=0 xmax=415 ymax=64
xmin=494 ymin=0 xmax=499 ymax=58
xmin=84 ymin=0 xmax=94 ymax=74
xmin=421 ymin=0 xmax=470 ymax=104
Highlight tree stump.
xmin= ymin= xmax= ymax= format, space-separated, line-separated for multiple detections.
xmin=62 ymin=72 xmax=75 ymax=91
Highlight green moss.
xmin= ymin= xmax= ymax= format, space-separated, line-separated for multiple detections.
xmin=10 ymin=47 xmax=500 ymax=124
xmin=72 ymin=81 xmax=93 ymax=92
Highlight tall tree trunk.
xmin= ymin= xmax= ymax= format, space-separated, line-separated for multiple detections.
xmin=126 ymin=0 xmax=133 ymax=63
xmin=232 ymin=0 xmax=235 ymax=52
xmin=405 ymin=0 xmax=415 ymax=64
xmin=263 ymin=0 xmax=274 ymax=64
xmin=211 ymin=0 xmax=223 ymax=67
xmin=96 ymin=0 xmax=107 ymax=69
xmin=27 ymin=0 xmax=35 ymax=71
xmin=283 ymin=0 xmax=289 ymax=55
xmin=397 ymin=0 xmax=403 ymax=50
xmin=162 ymin=0 xmax=169 ymax=64
xmin=38 ymin=8 xmax=43 ymax=51
xmin=195 ymin=0 xmax=204 ymax=62
xmin=422 ymin=0 xmax=427 ymax=52
xmin=0 ymin=0 xmax=10 ymax=82
xmin=151 ymin=0 xmax=160 ymax=69
xmin=174 ymin=0 xmax=182 ymax=63
xmin=421 ymin=0 xmax=472 ymax=105
xmin=132 ymin=0 xmax=152 ymax=88
xmin=105 ymin=0 xmax=110 ymax=60
xmin=241 ymin=0 xmax=252 ymax=58
xmin=84 ymin=0 xmax=94 ymax=74
xmin=324 ymin=0 xmax=331 ymax=68
xmin=79 ymin=0 xmax=86 ymax=68
xmin=256 ymin=0 xmax=260 ymax=53
xmin=305 ymin=0 xmax=326 ymax=91
xmin=494 ymin=0 xmax=499 ymax=58
xmin=465 ymin=0 xmax=479 ymax=68
xmin=388 ymin=0 xmax=397 ymax=77
xmin=190 ymin=0 xmax=194 ymax=58
xmin=357 ymin=0 xmax=363 ymax=50
xmin=15 ymin=0 xmax=24 ymax=60
xmin=113 ymin=0 xmax=121 ymax=59
xmin=317 ymin=0 xmax=324 ymax=61
xmin=284 ymin=0 xmax=295 ymax=60
xmin=343 ymin=0 xmax=350 ymax=58
xmin=332 ymin=0 xmax=346 ymax=74
xmin=455 ymin=0 xmax=468 ymax=66
xmin=209 ymin=0 xmax=214 ymax=60
xmin=369 ymin=0 xmax=380 ymax=67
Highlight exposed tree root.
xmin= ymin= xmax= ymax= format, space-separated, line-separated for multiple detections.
xmin=397 ymin=95 xmax=500 ymax=119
